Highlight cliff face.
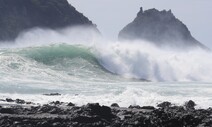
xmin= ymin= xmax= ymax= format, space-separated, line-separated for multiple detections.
xmin=0 ymin=0 xmax=97 ymax=41
xmin=119 ymin=7 xmax=206 ymax=49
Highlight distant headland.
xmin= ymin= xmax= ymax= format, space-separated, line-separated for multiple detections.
xmin=119 ymin=7 xmax=207 ymax=49
xmin=0 ymin=0 xmax=97 ymax=42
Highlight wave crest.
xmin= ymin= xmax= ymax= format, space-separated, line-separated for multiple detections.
xmin=1 ymin=41 xmax=212 ymax=82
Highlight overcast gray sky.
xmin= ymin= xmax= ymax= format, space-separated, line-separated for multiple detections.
xmin=68 ymin=0 xmax=212 ymax=48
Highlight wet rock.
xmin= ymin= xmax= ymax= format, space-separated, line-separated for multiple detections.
xmin=0 ymin=108 xmax=14 ymax=114
xmin=0 ymin=119 xmax=6 ymax=125
xmin=111 ymin=103 xmax=120 ymax=108
xmin=140 ymin=106 xmax=155 ymax=110
xmin=85 ymin=103 xmax=113 ymax=121
xmin=182 ymin=114 xmax=200 ymax=126
xmin=67 ymin=102 xmax=75 ymax=106
xmin=13 ymin=121 xmax=21 ymax=126
xmin=72 ymin=115 xmax=101 ymax=123
xmin=52 ymin=122 xmax=61 ymax=126
xmin=201 ymin=118 xmax=212 ymax=126
xmin=40 ymin=121 xmax=51 ymax=126
xmin=25 ymin=101 xmax=33 ymax=105
xmin=43 ymin=93 xmax=61 ymax=96
xmin=50 ymin=101 xmax=63 ymax=106
xmin=38 ymin=105 xmax=53 ymax=113
xmin=0 ymin=100 xmax=211 ymax=126
xmin=128 ymin=105 xmax=141 ymax=109
xmin=157 ymin=101 xmax=172 ymax=108
xmin=185 ymin=100 xmax=196 ymax=110
xmin=6 ymin=98 xmax=14 ymax=102
xmin=15 ymin=99 xmax=25 ymax=104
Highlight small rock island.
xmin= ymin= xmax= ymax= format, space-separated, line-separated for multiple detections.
xmin=119 ymin=7 xmax=206 ymax=49
xmin=0 ymin=0 xmax=97 ymax=41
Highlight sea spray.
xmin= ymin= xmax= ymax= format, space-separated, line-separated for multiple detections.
xmin=0 ymin=27 xmax=212 ymax=108
xmin=0 ymin=82 xmax=212 ymax=108
xmin=0 ymin=26 xmax=100 ymax=48
xmin=96 ymin=41 xmax=212 ymax=82
xmin=0 ymin=26 xmax=212 ymax=82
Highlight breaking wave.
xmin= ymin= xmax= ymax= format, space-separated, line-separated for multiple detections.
xmin=0 ymin=27 xmax=211 ymax=82
xmin=0 ymin=27 xmax=212 ymax=108
xmin=0 ymin=41 xmax=212 ymax=82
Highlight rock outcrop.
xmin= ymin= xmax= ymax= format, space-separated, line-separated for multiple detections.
xmin=0 ymin=0 xmax=97 ymax=41
xmin=0 ymin=98 xmax=212 ymax=127
xmin=119 ymin=7 xmax=206 ymax=49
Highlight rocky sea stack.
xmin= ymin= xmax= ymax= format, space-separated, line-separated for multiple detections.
xmin=0 ymin=0 xmax=97 ymax=42
xmin=119 ymin=7 xmax=206 ymax=49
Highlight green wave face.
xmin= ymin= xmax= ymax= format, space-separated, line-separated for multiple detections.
xmin=0 ymin=44 xmax=122 ymax=84
xmin=18 ymin=44 xmax=98 ymax=65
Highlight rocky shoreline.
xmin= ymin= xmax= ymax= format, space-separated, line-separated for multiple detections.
xmin=0 ymin=97 xmax=211 ymax=127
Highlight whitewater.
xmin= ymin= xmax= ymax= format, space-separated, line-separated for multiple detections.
xmin=0 ymin=27 xmax=212 ymax=108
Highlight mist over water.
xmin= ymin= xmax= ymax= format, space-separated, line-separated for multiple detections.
xmin=97 ymin=41 xmax=212 ymax=82
xmin=0 ymin=27 xmax=212 ymax=108
xmin=1 ymin=26 xmax=211 ymax=82
xmin=0 ymin=26 xmax=100 ymax=48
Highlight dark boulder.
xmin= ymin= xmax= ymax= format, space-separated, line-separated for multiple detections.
xmin=0 ymin=0 xmax=98 ymax=42
xmin=111 ymin=103 xmax=120 ymax=108
xmin=128 ymin=105 xmax=141 ymax=109
xmin=67 ymin=102 xmax=75 ymax=106
xmin=49 ymin=101 xmax=63 ymax=106
xmin=157 ymin=101 xmax=172 ymax=108
xmin=84 ymin=103 xmax=113 ymax=121
xmin=6 ymin=98 xmax=14 ymax=102
xmin=140 ymin=106 xmax=155 ymax=110
xmin=72 ymin=115 xmax=101 ymax=123
xmin=0 ymin=108 xmax=14 ymax=114
xmin=119 ymin=7 xmax=207 ymax=49
xmin=37 ymin=105 xmax=62 ymax=114
xmin=181 ymin=114 xmax=200 ymax=126
xmin=25 ymin=101 xmax=33 ymax=105
xmin=185 ymin=100 xmax=196 ymax=110
xmin=43 ymin=93 xmax=61 ymax=96
xmin=15 ymin=99 xmax=25 ymax=104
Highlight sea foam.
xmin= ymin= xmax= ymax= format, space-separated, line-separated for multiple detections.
xmin=0 ymin=27 xmax=212 ymax=108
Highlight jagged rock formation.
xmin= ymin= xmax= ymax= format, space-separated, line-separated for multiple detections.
xmin=0 ymin=99 xmax=212 ymax=126
xmin=0 ymin=0 xmax=97 ymax=41
xmin=119 ymin=7 xmax=206 ymax=49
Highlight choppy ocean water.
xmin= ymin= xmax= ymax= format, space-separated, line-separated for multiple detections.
xmin=0 ymin=27 xmax=212 ymax=108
